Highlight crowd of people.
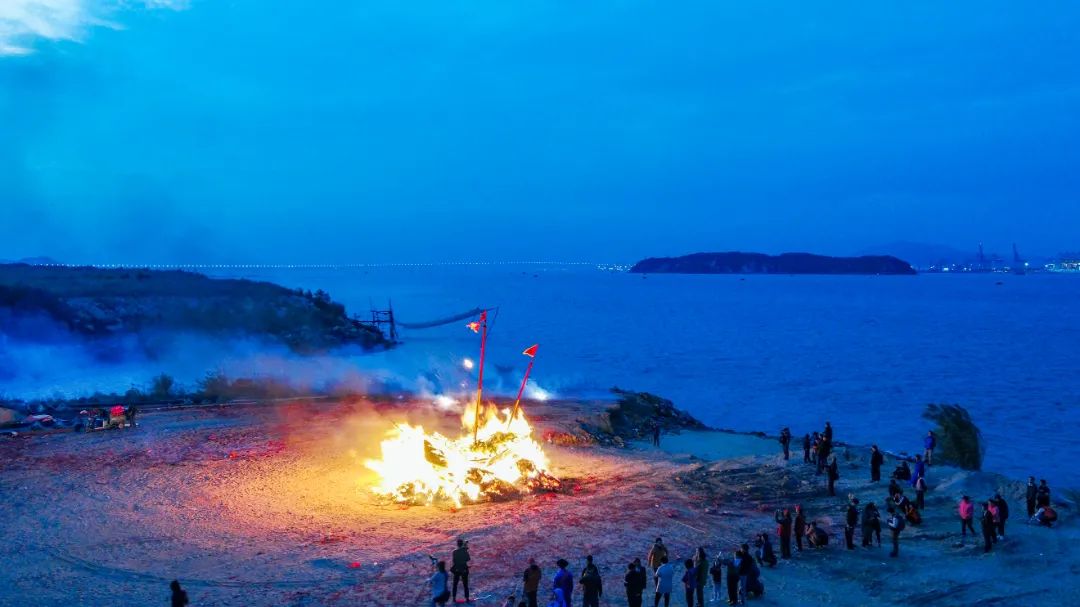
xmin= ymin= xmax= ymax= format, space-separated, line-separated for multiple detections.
xmin=423 ymin=423 xmax=1061 ymax=607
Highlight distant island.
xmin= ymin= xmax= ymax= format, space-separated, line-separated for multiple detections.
xmin=0 ymin=264 xmax=389 ymax=354
xmin=629 ymin=252 xmax=916 ymax=275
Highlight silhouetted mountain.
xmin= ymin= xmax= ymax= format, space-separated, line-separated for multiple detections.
xmin=629 ymin=252 xmax=916 ymax=275
xmin=857 ymin=242 xmax=972 ymax=268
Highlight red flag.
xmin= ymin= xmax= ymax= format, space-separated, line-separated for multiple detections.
xmin=466 ymin=321 xmax=480 ymax=333
xmin=522 ymin=344 xmax=538 ymax=357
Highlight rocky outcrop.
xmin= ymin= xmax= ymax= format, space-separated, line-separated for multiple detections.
xmin=630 ymin=252 xmax=916 ymax=275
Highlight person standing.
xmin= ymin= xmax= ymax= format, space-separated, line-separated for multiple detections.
xmin=886 ymin=507 xmax=905 ymax=557
xmin=430 ymin=561 xmax=451 ymax=607
xmin=826 ymin=455 xmax=840 ymax=497
xmin=924 ymin=431 xmax=936 ymax=466
xmin=736 ymin=545 xmax=753 ymax=603
xmin=723 ymin=549 xmax=740 ymax=606
xmin=861 ymin=501 xmax=881 ymax=547
xmin=823 ymin=421 xmax=833 ymax=443
xmin=1037 ymin=479 xmax=1051 ymax=508
xmin=554 ymin=560 xmax=574 ymax=607
xmin=1025 ymin=477 xmax=1038 ymax=518
xmin=680 ymin=559 xmax=696 ymax=607
xmin=914 ymin=476 xmax=927 ymax=510
xmin=625 ymin=560 xmax=646 ymax=607
xmin=958 ymin=496 xmax=975 ymax=541
xmin=653 ymin=422 xmax=662 ymax=447
xmin=870 ymin=445 xmax=884 ymax=482
xmin=523 ymin=559 xmax=542 ymax=607
xmin=654 ymin=557 xmax=674 ymax=607
xmin=809 ymin=432 xmax=820 ymax=466
xmin=793 ymin=505 xmax=807 ymax=552
xmin=580 ymin=556 xmax=602 ymax=607
xmin=845 ymin=498 xmax=859 ymax=550
xmin=647 ymin=538 xmax=668 ymax=572
xmin=170 ymin=580 xmax=189 ymax=607
xmin=910 ymin=455 xmax=925 ymax=488
xmin=802 ymin=433 xmax=812 ymax=463
xmin=774 ymin=508 xmax=792 ymax=559
xmin=451 ymin=539 xmax=471 ymax=604
xmin=991 ymin=493 xmax=1009 ymax=539
xmin=980 ymin=503 xmax=996 ymax=553
xmin=693 ymin=547 xmax=709 ymax=607
xmin=779 ymin=427 xmax=792 ymax=461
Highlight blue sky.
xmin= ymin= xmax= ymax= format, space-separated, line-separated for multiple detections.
xmin=2 ymin=1 xmax=1078 ymax=263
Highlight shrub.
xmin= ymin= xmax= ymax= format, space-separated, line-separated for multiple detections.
xmin=922 ymin=403 xmax=984 ymax=470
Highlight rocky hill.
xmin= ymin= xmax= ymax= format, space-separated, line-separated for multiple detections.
xmin=0 ymin=264 xmax=388 ymax=353
xmin=630 ymin=251 xmax=916 ymax=275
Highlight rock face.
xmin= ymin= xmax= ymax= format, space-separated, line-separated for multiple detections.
xmin=629 ymin=252 xmax=916 ymax=275
xmin=0 ymin=264 xmax=389 ymax=353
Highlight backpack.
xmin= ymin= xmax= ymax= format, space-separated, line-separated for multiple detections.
xmin=888 ymin=514 xmax=905 ymax=532
xmin=1044 ymin=507 xmax=1058 ymax=522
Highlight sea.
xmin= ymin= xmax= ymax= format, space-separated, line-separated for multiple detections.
xmin=7 ymin=265 xmax=1080 ymax=488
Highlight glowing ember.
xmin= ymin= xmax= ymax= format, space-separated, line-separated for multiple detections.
xmin=365 ymin=400 xmax=557 ymax=506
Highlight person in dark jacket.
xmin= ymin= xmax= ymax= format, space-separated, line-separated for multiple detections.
xmin=708 ymin=556 xmax=723 ymax=603
xmin=794 ymin=505 xmax=807 ymax=552
xmin=816 ymin=438 xmax=831 ymax=476
xmin=554 ymin=559 xmax=574 ymax=607
xmin=991 ymin=493 xmax=1009 ymax=539
xmin=1037 ymin=479 xmax=1051 ymax=508
xmin=754 ymin=533 xmax=776 ymax=567
xmin=980 ymin=503 xmax=996 ymax=553
xmin=723 ymin=549 xmax=740 ymax=606
xmin=823 ymin=421 xmax=833 ymax=443
xmin=580 ymin=556 xmax=602 ymax=607
xmin=680 ymin=560 xmax=696 ymax=607
xmin=845 ymin=498 xmax=860 ymax=549
xmin=692 ymin=547 xmax=708 ymax=607
xmin=451 ymin=539 xmax=471 ymax=603
xmin=861 ymin=501 xmax=882 ymax=547
xmin=625 ymin=559 xmax=647 ymax=607
xmin=523 ymin=559 xmax=542 ymax=607
xmin=802 ymin=433 xmax=812 ymax=463
xmin=774 ymin=508 xmax=792 ymax=559
xmin=779 ymin=427 xmax=792 ymax=461
xmin=809 ymin=432 xmax=820 ymax=465
xmin=653 ymin=422 xmax=662 ymax=447
xmin=806 ymin=522 xmax=828 ymax=548
xmin=870 ymin=445 xmax=884 ymax=482
xmin=924 ymin=430 xmax=936 ymax=466
xmin=910 ymin=455 xmax=926 ymax=488
xmin=1025 ymin=477 xmax=1038 ymax=518
xmin=888 ymin=478 xmax=902 ymax=500
xmin=170 ymin=580 xmax=189 ymax=607
xmin=736 ymin=544 xmax=754 ymax=600
xmin=826 ymin=455 xmax=840 ymax=496
xmin=743 ymin=547 xmax=764 ymax=599
xmin=892 ymin=461 xmax=911 ymax=481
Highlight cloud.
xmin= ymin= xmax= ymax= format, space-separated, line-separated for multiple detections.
xmin=0 ymin=0 xmax=185 ymax=56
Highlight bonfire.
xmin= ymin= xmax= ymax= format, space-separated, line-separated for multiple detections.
xmin=366 ymin=313 xmax=558 ymax=506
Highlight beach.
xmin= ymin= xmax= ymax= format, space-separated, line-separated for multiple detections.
xmin=1 ymin=397 xmax=1075 ymax=606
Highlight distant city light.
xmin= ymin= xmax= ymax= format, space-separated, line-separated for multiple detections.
xmin=462 ymin=358 xmax=474 ymax=370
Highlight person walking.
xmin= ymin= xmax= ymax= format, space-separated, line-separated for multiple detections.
xmin=870 ymin=445 xmax=884 ymax=482
xmin=861 ymin=501 xmax=881 ymax=547
xmin=580 ymin=556 xmax=602 ymax=607
xmin=451 ymin=539 xmax=471 ymax=604
xmin=802 ymin=433 xmax=812 ymax=463
xmin=1026 ymin=477 xmax=1038 ymax=518
xmin=554 ymin=560 xmax=574 ymax=607
xmin=980 ymin=503 xmax=996 ymax=553
xmin=924 ymin=430 xmax=936 ymax=466
xmin=647 ymin=538 xmax=668 ymax=572
xmin=845 ymin=498 xmax=859 ymax=550
xmin=653 ymin=557 xmax=674 ymax=607
xmin=693 ymin=547 xmax=709 ymax=607
xmin=914 ymin=476 xmax=927 ymax=510
xmin=886 ymin=507 xmax=905 ymax=557
xmin=774 ymin=508 xmax=792 ymax=559
xmin=826 ymin=454 xmax=840 ymax=497
xmin=991 ymin=493 xmax=1009 ymax=539
xmin=793 ymin=505 xmax=807 ymax=552
xmin=170 ymin=580 xmax=189 ymax=607
xmin=430 ymin=561 xmax=451 ymax=607
xmin=779 ymin=427 xmax=792 ymax=461
xmin=680 ymin=559 xmax=696 ymax=607
xmin=523 ymin=558 xmax=542 ymax=607
xmin=625 ymin=559 xmax=647 ymax=607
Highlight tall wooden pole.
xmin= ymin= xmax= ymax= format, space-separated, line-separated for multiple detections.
xmin=507 ymin=355 xmax=535 ymax=430
xmin=472 ymin=314 xmax=488 ymax=444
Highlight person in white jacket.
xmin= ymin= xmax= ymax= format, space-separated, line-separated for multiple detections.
xmin=653 ymin=556 xmax=674 ymax=607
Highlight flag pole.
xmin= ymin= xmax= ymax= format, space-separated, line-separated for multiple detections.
xmin=507 ymin=354 xmax=535 ymax=430
xmin=472 ymin=313 xmax=488 ymax=445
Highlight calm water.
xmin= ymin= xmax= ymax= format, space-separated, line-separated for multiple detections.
xmin=214 ymin=267 xmax=1079 ymax=488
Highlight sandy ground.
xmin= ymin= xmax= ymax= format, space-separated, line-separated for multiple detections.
xmin=1 ymin=399 xmax=1077 ymax=606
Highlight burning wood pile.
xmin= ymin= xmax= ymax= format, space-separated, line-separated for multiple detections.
xmin=365 ymin=311 xmax=559 ymax=506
